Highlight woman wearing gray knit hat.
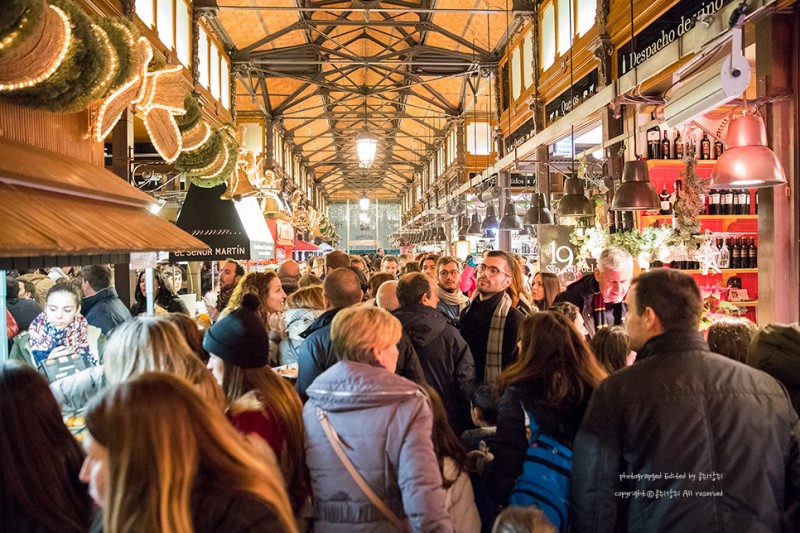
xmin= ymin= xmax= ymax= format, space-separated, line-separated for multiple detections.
xmin=204 ymin=294 xmax=309 ymax=518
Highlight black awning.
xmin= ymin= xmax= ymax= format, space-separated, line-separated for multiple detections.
xmin=170 ymin=184 xmax=274 ymax=262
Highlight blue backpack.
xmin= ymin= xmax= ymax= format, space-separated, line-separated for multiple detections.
xmin=507 ymin=406 xmax=573 ymax=532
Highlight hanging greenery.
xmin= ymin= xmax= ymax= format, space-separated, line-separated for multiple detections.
xmin=672 ymin=145 xmax=709 ymax=243
xmin=175 ymin=128 xmax=223 ymax=175
xmin=94 ymin=17 xmax=138 ymax=95
xmin=2 ymin=0 xmax=107 ymax=112
xmin=176 ymin=94 xmax=201 ymax=132
xmin=570 ymin=225 xmax=675 ymax=265
xmin=0 ymin=0 xmax=45 ymax=57
xmin=175 ymin=126 xmax=239 ymax=189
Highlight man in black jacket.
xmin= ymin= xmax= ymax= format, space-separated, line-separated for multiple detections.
xmin=80 ymin=265 xmax=131 ymax=336
xmin=571 ymin=268 xmax=800 ymax=531
xmin=395 ymin=273 xmax=475 ymax=434
xmin=553 ymin=246 xmax=633 ymax=337
xmin=295 ymin=268 xmax=424 ymax=401
xmin=459 ymin=251 xmax=523 ymax=384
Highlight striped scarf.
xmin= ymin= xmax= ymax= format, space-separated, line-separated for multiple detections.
xmin=593 ymin=292 xmax=608 ymax=331
xmin=485 ymin=292 xmax=512 ymax=383
xmin=27 ymin=312 xmax=92 ymax=365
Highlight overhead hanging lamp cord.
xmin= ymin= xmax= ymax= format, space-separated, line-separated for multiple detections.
xmin=630 ymin=0 xmax=640 ymax=158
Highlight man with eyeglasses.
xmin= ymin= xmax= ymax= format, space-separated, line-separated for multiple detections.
xmin=436 ymin=256 xmax=469 ymax=320
xmin=458 ymin=250 xmax=523 ymax=384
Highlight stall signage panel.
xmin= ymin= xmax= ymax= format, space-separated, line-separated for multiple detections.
xmin=545 ymin=70 xmax=598 ymax=126
xmin=617 ymin=0 xmax=731 ymax=76
xmin=538 ymin=225 xmax=594 ymax=287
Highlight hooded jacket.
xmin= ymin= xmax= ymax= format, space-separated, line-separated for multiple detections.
xmin=748 ymin=323 xmax=800 ymax=415
xmin=393 ymin=304 xmax=475 ymax=434
xmin=570 ymin=331 xmax=800 ymax=532
xmin=278 ymin=307 xmax=324 ymax=365
xmin=296 ymin=308 xmax=425 ymax=401
xmin=304 ymin=361 xmax=454 ymax=533
xmin=82 ymin=287 xmax=131 ymax=336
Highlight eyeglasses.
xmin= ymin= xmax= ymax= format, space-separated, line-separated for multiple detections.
xmin=438 ymin=269 xmax=460 ymax=278
xmin=476 ymin=264 xmax=510 ymax=278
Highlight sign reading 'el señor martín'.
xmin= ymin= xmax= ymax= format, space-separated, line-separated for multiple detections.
xmin=617 ymin=0 xmax=732 ymax=75
xmin=545 ymin=69 xmax=598 ymax=126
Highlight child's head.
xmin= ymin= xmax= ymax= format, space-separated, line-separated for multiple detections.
xmin=492 ymin=506 xmax=557 ymax=533
xmin=590 ymin=326 xmax=634 ymax=373
xmin=471 ymin=384 xmax=498 ymax=427
xmin=44 ymin=280 xmax=82 ymax=329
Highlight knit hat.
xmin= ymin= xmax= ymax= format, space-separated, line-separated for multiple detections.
xmin=203 ymin=293 xmax=269 ymax=368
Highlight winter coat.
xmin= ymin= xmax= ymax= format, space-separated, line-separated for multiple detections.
xmin=458 ymin=292 xmax=523 ymax=383
xmin=481 ymin=383 xmax=592 ymax=506
xmin=443 ymin=457 xmax=481 ymax=533
xmin=6 ymin=310 xmax=18 ymax=339
xmin=304 ymin=361 xmax=454 ymax=533
xmin=50 ymin=365 xmax=108 ymax=416
xmin=570 ymin=331 xmax=800 ymax=532
xmin=394 ymin=304 xmax=476 ymax=434
xmin=81 ymin=288 xmax=131 ymax=336
xmin=296 ymin=308 xmax=425 ymax=401
xmin=553 ymin=274 xmax=626 ymax=337
xmin=6 ymin=296 xmax=42 ymax=331
xmin=129 ymin=287 xmax=189 ymax=316
xmin=279 ymin=307 xmax=324 ymax=365
xmin=11 ymin=328 xmax=105 ymax=375
xmin=227 ymin=391 xmax=285 ymax=466
xmin=747 ymin=322 xmax=800 ymax=415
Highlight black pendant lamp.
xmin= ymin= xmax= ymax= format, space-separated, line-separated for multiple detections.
xmin=557 ymin=177 xmax=594 ymax=217
xmin=498 ymin=199 xmax=524 ymax=231
xmin=480 ymin=203 xmax=499 ymax=231
xmin=466 ymin=211 xmax=483 ymax=235
xmin=457 ymin=214 xmax=470 ymax=239
xmin=524 ymin=193 xmax=555 ymax=225
xmin=611 ymin=159 xmax=660 ymax=210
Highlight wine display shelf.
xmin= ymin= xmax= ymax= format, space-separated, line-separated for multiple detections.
xmin=641 ymin=215 xmax=758 ymax=221
xmin=673 ymin=268 xmax=758 ymax=274
xmin=647 ymin=159 xmax=719 ymax=168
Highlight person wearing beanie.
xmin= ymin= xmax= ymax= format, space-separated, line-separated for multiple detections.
xmin=204 ymin=294 xmax=309 ymax=517
xmin=748 ymin=323 xmax=800 ymax=414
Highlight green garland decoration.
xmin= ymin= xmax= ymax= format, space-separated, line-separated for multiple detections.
xmin=94 ymin=17 xmax=137 ymax=95
xmin=175 ymin=128 xmax=223 ymax=175
xmin=207 ymin=127 xmax=239 ymax=188
xmin=176 ymin=94 xmax=201 ymax=133
xmin=2 ymin=0 xmax=107 ymax=112
xmin=0 ymin=0 xmax=44 ymax=58
xmin=672 ymin=145 xmax=709 ymax=243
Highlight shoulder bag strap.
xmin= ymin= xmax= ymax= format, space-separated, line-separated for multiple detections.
xmin=316 ymin=408 xmax=409 ymax=532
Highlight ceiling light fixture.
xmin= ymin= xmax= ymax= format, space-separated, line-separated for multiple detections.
xmin=359 ymin=191 xmax=370 ymax=210
xmin=356 ymin=96 xmax=377 ymax=168
xmin=710 ymin=112 xmax=786 ymax=188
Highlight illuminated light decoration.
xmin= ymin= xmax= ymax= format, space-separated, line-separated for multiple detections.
xmin=182 ymin=121 xmax=211 ymax=152
xmin=355 ymin=130 xmax=378 ymax=168
xmin=0 ymin=5 xmax=71 ymax=92
xmin=85 ymin=23 xmax=118 ymax=102
xmin=0 ymin=12 xmax=31 ymax=52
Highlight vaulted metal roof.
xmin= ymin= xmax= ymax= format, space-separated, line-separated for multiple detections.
xmin=203 ymin=0 xmax=527 ymax=200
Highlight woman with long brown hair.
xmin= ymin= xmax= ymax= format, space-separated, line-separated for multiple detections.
xmin=81 ymin=372 xmax=297 ymax=532
xmin=506 ymin=254 xmax=535 ymax=315
xmin=478 ymin=312 xmax=607 ymax=528
xmin=1 ymin=362 xmax=93 ymax=532
xmin=531 ymin=271 xmax=561 ymax=310
xmin=204 ymin=294 xmax=308 ymax=517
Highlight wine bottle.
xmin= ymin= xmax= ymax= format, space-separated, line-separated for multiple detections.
xmin=755 ymin=190 xmax=758 ymax=214
xmin=722 ymin=190 xmax=733 ymax=215
xmin=748 ymin=237 xmax=757 ymax=268
xmin=647 ymin=119 xmax=661 ymax=159
xmin=674 ymin=131 xmax=684 ymax=159
xmin=732 ymin=189 xmax=740 ymax=215
xmin=732 ymin=237 xmax=741 ymax=269
xmin=709 ymin=189 xmax=720 ymax=215
xmin=607 ymin=209 xmax=616 ymax=234
xmin=719 ymin=239 xmax=731 ymax=269
xmin=737 ymin=189 xmax=748 ymax=215
xmin=660 ymin=187 xmax=672 ymax=214
xmin=714 ymin=139 xmax=724 ymax=159
xmin=700 ymin=133 xmax=711 ymax=160
xmin=744 ymin=189 xmax=751 ymax=215
xmin=661 ymin=130 xmax=671 ymax=159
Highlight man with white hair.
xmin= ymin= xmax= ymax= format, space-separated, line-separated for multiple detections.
xmin=553 ymin=246 xmax=634 ymax=337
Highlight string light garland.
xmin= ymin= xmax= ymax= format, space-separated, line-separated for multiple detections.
xmin=0 ymin=4 xmax=70 ymax=92
xmin=181 ymin=120 xmax=211 ymax=152
xmin=0 ymin=0 xmax=45 ymax=54
xmin=175 ymin=94 xmax=201 ymax=132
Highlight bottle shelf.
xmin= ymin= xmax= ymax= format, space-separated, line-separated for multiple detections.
xmin=672 ymin=268 xmax=758 ymax=274
xmin=641 ymin=215 xmax=758 ymax=221
xmin=731 ymin=301 xmax=759 ymax=307
xmin=647 ymin=159 xmax=719 ymax=168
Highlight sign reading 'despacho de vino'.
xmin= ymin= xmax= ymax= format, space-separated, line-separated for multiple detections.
xmin=617 ymin=0 xmax=732 ymax=76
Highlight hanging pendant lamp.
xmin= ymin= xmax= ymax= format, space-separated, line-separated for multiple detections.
xmin=611 ymin=159 xmax=661 ymax=210
xmin=711 ymin=114 xmax=786 ymax=188
xmin=557 ymin=177 xmax=594 ymax=216
xmin=457 ymin=214 xmax=470 ymax=239
xmin=498 ymin=199 xmax=525 ymax=231
xmin=466 ymin=212 xmax=483 ymax=235
xmin=524 ymin=193 xmax=555 ymax=225
xmin=480 ymin=203 xmax=499 ymax=231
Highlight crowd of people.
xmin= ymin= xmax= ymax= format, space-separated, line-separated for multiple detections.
xmin=2 ymin=247 xmax=800 ymax=532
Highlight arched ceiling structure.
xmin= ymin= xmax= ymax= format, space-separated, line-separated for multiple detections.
xmin=201 ymin=0 xmax=530 ymax=201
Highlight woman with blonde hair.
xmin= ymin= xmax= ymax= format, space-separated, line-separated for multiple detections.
xmin=506 ymin=254 xmax=535 ymax=315
xmin=303 ymin=304 xmax=453 ymax=532
xmin=279 ymin=285 xmax=325 ymax=365
xmin=81 ymin=372 xmax=297 ymax=532
xmin=224 ymin=271 xmax=287 ymax=364
xmin=204 ymin=294 xmax=309 ymax=517
xmin=50 ymin=317 xmax=224 ymax=414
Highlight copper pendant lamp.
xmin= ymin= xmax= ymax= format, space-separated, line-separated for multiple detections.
xmin=557 ymin=177 xmax=595 ymax=216
xmin=711 ymin=114 xmax=786 ymax=188
xmin=611 ymin=159 xmax=661 ymax=210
